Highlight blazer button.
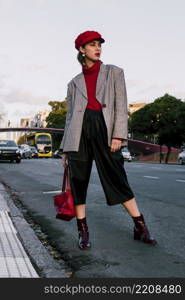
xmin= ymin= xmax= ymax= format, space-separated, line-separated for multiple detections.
xmin=102 ymin=104 xmax=106 ymax=108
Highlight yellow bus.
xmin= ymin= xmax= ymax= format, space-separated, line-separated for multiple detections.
xmin=27 ymin=133 xmax=52 ymax=158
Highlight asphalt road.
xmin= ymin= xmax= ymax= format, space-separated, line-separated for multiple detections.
xmin=0 ymin=158 xmax=185 ymax=278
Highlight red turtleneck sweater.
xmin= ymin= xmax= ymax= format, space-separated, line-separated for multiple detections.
xmin=82 ymin=60 xmax=123 ymax=141
xmin=82 ymin=60 xmax=102 ymax=111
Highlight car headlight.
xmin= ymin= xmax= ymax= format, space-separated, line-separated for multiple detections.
xmin=16 ymin=150 xmax=20 ymax=154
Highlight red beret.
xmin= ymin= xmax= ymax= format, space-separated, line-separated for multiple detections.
xmin=75 ymin=31 xmax=105 ymax=50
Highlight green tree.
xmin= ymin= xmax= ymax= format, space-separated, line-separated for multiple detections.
xmin=17 ymin=135 xmax=27 ymax=145
xmin=46 ymin=100 xmax=67 ymax=151
xmin=129 ymin=94 xmax=185 ymax=163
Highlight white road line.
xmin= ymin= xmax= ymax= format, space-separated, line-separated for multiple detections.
xmin=43 ymin=190 xmax=61 ymax=194
xmin=143 ymin=176 xmax=159 ymax=179
xmin=131 ymin=165 xmax=142 ymax=167
xmin=176 ymin=180 xmax=185 ymax=183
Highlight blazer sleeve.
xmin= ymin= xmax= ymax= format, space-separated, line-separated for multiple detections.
xmin=112 ymin=68 xmax=128 ymax=146
xmin=59 ymin=82 xmax=73 ymax=152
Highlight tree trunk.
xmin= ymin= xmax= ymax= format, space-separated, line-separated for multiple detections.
xmin=165 ymin=146 xmax=171 ymax=164
xmin=159 ymin=145 xmax=162 ymax=164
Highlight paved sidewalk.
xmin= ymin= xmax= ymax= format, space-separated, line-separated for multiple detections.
xmin=0 ymin=186 xmax=39 ymax=278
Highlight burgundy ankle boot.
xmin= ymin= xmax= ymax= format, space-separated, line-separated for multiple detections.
xmin=76 ymin=217 xmax=91 ymax=250
xmin=132 ymin=214 xmax=157 ymax=245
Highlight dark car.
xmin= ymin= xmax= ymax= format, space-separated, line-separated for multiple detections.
xmin=0 ymin=140 xmax=21 ymax=163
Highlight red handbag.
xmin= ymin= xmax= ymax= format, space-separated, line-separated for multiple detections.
xmin=54 ymin=164 xmax=76 ymax=221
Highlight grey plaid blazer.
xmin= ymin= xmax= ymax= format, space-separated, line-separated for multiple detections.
xmin=60 ymin=63 xmax=128 ymax=153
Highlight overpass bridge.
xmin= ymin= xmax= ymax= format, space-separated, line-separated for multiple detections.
xmin=0 ymin=127 xmax=64 ymax=134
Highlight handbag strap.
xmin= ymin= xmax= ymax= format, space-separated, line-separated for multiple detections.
xmin=62 ymin=165 xmax=68 ymax=192
xmin=62 ymin=164 xmax=71 ymax=192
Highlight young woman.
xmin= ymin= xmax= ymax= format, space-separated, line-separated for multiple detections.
xmin=60 ymin=30 xmax=157 ymax=250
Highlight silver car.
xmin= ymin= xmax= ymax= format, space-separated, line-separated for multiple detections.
xmin=18 ymin=145 xmax=32 ymax=159
xmin=178 ymin=150 xmax=185 ymax=165
xmin=121 ymin=147 xmax=132 ymax=162
xmin=30 ymin=146 xmax=38 ymax=158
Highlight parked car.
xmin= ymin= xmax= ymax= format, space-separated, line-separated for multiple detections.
xmin=53 ymin=149 xmax=62 ymax=158
xmin=18 ymin=144 xmax=32 ymax=159
xmin=0 ymin=140 xmax=21 ymax=163
xmin=121 ymin=147 xmax=132 ymax=162
xmin=29 ymin=146 xmax=38 ymax=158
xmin=178 ymin=150 xmax=185 ymax=165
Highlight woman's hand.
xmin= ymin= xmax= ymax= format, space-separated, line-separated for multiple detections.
xmin=62 ymin=153 xmax=68 ymax=168
xmin=110 ymin=139 xmax=122 ymax=152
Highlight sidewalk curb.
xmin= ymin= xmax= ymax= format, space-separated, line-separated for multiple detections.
xmin=0 ymin=183 xmax=68 ymax=278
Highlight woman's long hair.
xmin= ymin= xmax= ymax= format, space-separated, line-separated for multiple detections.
xmin=77 ymin=48 xmax=85 ymax=66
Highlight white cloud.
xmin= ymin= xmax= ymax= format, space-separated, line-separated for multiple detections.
xmin=1 ymin=87 xmax=50 ymax=105
xmin=137 ymin=83 xmax=176 ymax=95
xmin=0 ymin=86 xmax=51 ymax=125
xmin=22 ymin=64 xmax=48 ymax=71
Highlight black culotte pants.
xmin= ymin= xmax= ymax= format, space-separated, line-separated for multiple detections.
xmin=67 ymin=108 xmax=135 ymax=206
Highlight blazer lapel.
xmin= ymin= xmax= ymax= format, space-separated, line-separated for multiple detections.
xmin=73 ymin=72 xmax=87 ymax=99
xmin=72 ymin=63 xmax=108 ymax=104
xmin=96 ymin=63 xmax=107 ymax=103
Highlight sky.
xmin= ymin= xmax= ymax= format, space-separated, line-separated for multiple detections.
xmin=0 ymin=0 xmax=185 ymax=125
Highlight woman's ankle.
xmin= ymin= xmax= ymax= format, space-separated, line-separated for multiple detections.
xmin=76 ymin=217 xmax=88 ymax=232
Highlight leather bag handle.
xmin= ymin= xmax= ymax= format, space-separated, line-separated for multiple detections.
xmin=62 ymin=164 xmax=71 ymax=192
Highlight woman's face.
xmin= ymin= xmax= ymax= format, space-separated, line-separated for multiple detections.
xmin=80 ymin=39 xmax=102 ymax=61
